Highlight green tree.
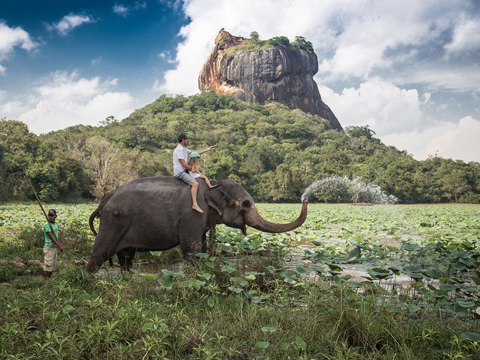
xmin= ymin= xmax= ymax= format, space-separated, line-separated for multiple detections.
xmin=440 ymin=168 xmax=470 ymax=202
xmin=250 ymin=31 xmax=260 ymax=42
xmin=292 ymin=36 xmax=314 ymax=51
xmin=269 ymin=36 xmax=290 ymax=46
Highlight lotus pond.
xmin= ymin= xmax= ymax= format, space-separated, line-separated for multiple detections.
xmin=1 ymin=203 xmax=480 ymax=359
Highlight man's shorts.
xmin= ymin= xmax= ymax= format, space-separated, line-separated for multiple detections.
xmin=175 ymin=171 xmax=196 ymax=185
xmin=43 ymin=246 xmax=58 ymax=272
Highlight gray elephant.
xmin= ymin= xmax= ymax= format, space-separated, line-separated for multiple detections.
xmin=87 ymin=176 xmax=307 ymax=272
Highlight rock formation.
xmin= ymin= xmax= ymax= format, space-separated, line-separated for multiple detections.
xmin=198 ymin=30 xmax=343 ymax=130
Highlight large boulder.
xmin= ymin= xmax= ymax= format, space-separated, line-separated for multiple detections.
xmin=199 ymin=30 xmax=342 ymax=130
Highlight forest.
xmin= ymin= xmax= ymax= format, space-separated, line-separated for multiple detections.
xmin=1 ymin=91 xmax=479 ymax=204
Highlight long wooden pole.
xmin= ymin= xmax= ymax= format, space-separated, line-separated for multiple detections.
xmin=19 ymin=162 xmax=58 ymax=241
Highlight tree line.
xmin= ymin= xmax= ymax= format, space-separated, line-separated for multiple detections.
xmin=1 ymin=92 xmax=479 ymax=203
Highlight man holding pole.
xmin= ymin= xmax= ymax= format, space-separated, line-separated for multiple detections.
xmin=42 ymin=209 xmax=64 ymax=278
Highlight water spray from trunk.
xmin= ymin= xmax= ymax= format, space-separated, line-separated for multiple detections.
xmin=301 ymin=176 xmax=399 ymax=204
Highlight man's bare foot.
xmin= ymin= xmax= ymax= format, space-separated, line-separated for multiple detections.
xmin=192 ymin=204 xmax=204 ymax=213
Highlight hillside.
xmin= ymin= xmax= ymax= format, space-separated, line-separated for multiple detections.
xmin=1 ymin=92 xmax=479 ymax=203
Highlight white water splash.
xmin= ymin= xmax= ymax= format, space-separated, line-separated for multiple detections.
xmin=301 ymin=176 xmax=398 ymax=204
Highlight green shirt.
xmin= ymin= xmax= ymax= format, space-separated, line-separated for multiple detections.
xmin=43 ymin=221 xmax=59 ymax=247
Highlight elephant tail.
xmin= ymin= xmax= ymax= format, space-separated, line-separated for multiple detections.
xmin=89 ymin=207 xmax=101 ymax=236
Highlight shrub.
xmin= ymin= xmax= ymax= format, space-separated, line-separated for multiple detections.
xmin=269 ymin=36 xmax=290 ymax=46
xmin=459 ymin=191 xmax=480 ymax=204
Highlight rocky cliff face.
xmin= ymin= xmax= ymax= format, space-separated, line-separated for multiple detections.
xmin=198 ymin=31 xmax=342 ymax=130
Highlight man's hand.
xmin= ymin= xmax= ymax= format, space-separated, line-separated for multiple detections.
xmin=59 ymin=244 xmax=65 ymax=253
xmin=209 ymin=145 xmax=216 ymax=151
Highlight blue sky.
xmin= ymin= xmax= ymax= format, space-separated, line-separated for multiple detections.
xmin=1 ymin=0 xmax=480 ymax=162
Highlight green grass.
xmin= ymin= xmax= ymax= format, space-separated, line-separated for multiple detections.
xmin=1 ymin=266 xmax=479 ymax=359
xmin=1 ymin=203 xmax=480 ymax=358
xmin=223 ymin=40 xmax=274 ymax=57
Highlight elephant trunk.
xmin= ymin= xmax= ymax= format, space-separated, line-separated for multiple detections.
xmin=245 ymin=202 xmax=308 ymax=233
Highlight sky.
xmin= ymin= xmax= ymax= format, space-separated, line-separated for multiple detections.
xmin=1 ymin=0 xmax=479 ymax=163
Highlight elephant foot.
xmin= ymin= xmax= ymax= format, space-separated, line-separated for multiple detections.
xmin=192 ymin=204 xmax=204 ymax=213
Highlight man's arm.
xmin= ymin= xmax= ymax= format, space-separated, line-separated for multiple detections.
xmin=196 ymin=145 xmax=216 ymax=155
xmin=179 ymin=159 xmax=192 ymax=171
xmin=46 ymin=231 xmax=64 ymax=252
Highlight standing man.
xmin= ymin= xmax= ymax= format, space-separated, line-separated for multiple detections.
xmin=173 ymin=134 xmax=216 ymax=213
xmin=42 ymin=209 xmax=64 ymax=278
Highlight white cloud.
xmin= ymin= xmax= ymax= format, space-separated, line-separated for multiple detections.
xmin=319 ymin=79 xmax=423 ymax=136
xmin=159 ymin=0 xmax=183 ymax=12
xmin=394 ymin=65 xmax=480 ymax=93
xmin=151 ymin=79 xmax=162 ymax=92
xmin=445 ymin=16 xmax=480 ymax=55
xmin=0 ymin=100 xmax=30 ymax=120
xmin=91 ymin=56 xmax=102 ymax=66
xmin=47 ymin=14 xmax=93 ymax=36
xmin=134 ymin=1 xmax=147 ymax=10
xmin=158 ymin=51 xmax=176 ymax=64
xmin=161 ymin=0 xmax=347 ymax=95
xmin=113 ymin=4 xmax=129 ymax=17
xmin=319 ymin=79 xmax=480 ymax=162
xmin=382 ymin=116 xmax=480 ymax=162
xmin=161 ymin=0 xmax=479 ymax=95
xmin=0 ymin=64 xmax=5 ymax=76
xmin=422 ymin=92 xmax=431 ymax=104
xmin=113 ymin=2 xmax=147 ymax=17
xmin=17 ymin=71 xmax=135 ymax=134
xmin=0 ymin=22 xmax=37 ymax=61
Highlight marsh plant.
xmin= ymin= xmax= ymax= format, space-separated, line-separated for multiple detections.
xmin=302 ymin=176 xmax=399 ymax=204
xmin=1 ymin=203 xmax=480 ymax=359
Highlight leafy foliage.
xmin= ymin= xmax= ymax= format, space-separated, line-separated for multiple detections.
xmin=291 ymin=36 xmax=314 ymax=52
xmin=1 ymin=92 xmax=480 ymax=203
xmin=1 ymin=203 xmax=480 ymax=358
xmin=268 ymin=36 xmax=290 ymax=46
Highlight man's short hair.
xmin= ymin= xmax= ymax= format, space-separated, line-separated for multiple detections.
xmin=178 ymin=133 xmax=189 ymax=143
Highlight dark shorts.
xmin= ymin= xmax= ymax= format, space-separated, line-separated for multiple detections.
xmin=175 ymin=171 xmax=196 ymax=185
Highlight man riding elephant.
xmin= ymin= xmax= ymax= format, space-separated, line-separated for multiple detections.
xmin=173 ymin=133 xmax=216 ymax=213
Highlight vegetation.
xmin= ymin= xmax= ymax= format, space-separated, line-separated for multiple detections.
xmin=223 ymin=33 xmax=315 ymax=57
xmin=223 ymin=39 xmax=273 ymax=56
xmin=1 ymin=203 xmax=480 ymax=358
xmin=249 ymin=31 xmax=260 ymax=42
xmin=291 ymin=36 xmax=314 ymax=52
xmin=269 ymin=36 xmax=290 ymax=47
xmin=1 ymin=91 xmax=480 ymax=203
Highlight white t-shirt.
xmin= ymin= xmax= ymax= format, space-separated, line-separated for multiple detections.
xmin=173 ymin=144 xmax=191 ymax=176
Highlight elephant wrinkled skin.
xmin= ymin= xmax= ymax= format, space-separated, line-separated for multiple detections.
xmin=86 ymin=176 xmax=307 ymax=272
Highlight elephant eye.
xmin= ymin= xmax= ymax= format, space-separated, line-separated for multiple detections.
xmin=242 ymin=200 xmax=251 ymax=209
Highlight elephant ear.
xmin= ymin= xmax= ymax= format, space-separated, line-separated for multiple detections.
xmin=205 ymin=186 xmax=228 ymax=216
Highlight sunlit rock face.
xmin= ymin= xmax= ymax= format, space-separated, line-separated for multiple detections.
xmin=198 ymin=30 xmax=342 ymax=131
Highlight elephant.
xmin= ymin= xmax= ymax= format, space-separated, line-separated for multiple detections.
xmin=86 ymin=176 xmax=308 ymax=272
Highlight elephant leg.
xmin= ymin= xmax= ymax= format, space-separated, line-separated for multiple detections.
xmin=117 ymin=249 xmax=136 ymax=271
xmin=178 ymin=219 xmax=204 ymax=259
xmin=126 ymin=251 xmax=135 ymax=271
xmin=87 ymin=218 xmax=132 ymax=273
xmin=208 ymin=227 xmax=217 ymax=255
xmin=179 ymin=233 xmax=203 ymax=259
xmin=118 ymin=254 xmax=127 ymax=270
